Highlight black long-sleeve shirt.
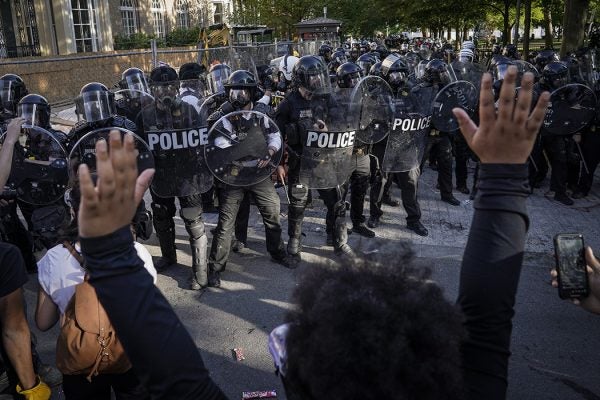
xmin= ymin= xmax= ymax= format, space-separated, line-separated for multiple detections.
xmin=81 ymin=228 xmax=228 ymax=400
xmin=458 ymin=163 xmax=530 ymax=399
xmin=81 ymin=163 xmax=530 ymax=399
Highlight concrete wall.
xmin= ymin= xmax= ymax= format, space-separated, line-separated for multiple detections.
xmin=0 ymin=46 xmax=201 ymax=104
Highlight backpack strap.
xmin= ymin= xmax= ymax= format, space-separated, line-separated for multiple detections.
xmin=63 ymin=241 xmax=88 ymax=279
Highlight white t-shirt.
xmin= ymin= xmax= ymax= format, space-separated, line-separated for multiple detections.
xmin=37 ymin=242 xmax=157 ymax=315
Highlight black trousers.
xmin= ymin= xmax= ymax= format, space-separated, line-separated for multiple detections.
xmin=453 ymin=134 xmax=470 ymax=188
xmin=342 ymin=152 xmax=370 ymax=226
xmin=369 ymin=142 xmax=421 ymax=224
xmin=0 ymin=202 xmax=36 ymax=272
xmin=422 ymin=134 xmax=453 ymax=197
xmin=543 ymin=135 xmax=573 ymax=195
xmin=209 ymin=179 xmax=284 ymax=272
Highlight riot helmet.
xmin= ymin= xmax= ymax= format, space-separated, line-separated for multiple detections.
xmin=118 ymin=67 xmax=150 ymax=98
xmin=492 ymin=44 xmax=502 ymax=55
xmin=17 ymin=94 xmax=51 ymax=128
xmin=319 ymin=44 xmax=333 ymax=63
xmin=541 ymin=61 xmax=570 ymax=90
xmin=224 ymin=70 xmax=257 ymax=109
xmin=534 ymin=49 xmax=559 ymax=71
xmin=74 ymin=82 xmax=115 ymax=123
xmin=0 ymin=74 xmax=28 ymax=115
xmin=462 ymin=41 xmax=476 ymax=51
xmin=148 ymin=65 xmax=181 ymax=111
xmin=356 ymin=54 xmax=377 ymax=76
xmin=382 ymin=54 xmax=409 ymax=88
xmin=336 ymin=62 xmax=363 ymax=89
xmin=503 ymin=44 xmax=519 ymax=59
xmin=206 ymin=64 xmax=232 ymax=95
xmin=404 ymin=51 xmax=422 ymax=74
xmin=424 ymin=59 xmax=454 ymax=85
xmin=279 ymin=55 xmax=300 ymax=82
xmin=330 ymin=50 xmax=348 ymax=67
xmin=561 ymin=55 xmax=584 ymax=83
xmin=292 ymin=55 xmax=332 ymax=97
xmin=458 ymin=49 xmax=475 ymax=63
xmin=179 ymin=62 xmax=206 ymax=94
xmin=369 ymin=62 xmax=384 ymax=78
xmin=415 ymin=60 xmax=428 ymax=80
xmin=179 ymin=62 xmax=206 ymax=80
xmin=375 ymin=45 xmax=390 ymax=60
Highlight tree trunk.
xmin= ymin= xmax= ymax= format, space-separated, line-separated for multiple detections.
xmin=503 ymin=1 xmax=511 ymax=44
xmin=560 ymin=0 xmax=589 ymax=56
xmin=456 ymin=24 xmax=461 ymax=44
xmin=447 ymin=27 xmax=452 ymax=41
xmin=542 ymin=3 xmax=554 ymax=48
xmin=523 ymin=0 xmax=532 ymax=59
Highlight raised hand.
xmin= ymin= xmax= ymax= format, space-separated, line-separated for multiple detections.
xmin=453 ymin=66 xmax=550 ymax=164
xmin=78 ymin=130 xmax=154 ymax=238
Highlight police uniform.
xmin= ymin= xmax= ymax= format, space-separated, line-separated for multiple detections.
xmin=207 ymin=98 xmax=288 ymax=286
xmin=137 ymin=101 xmax=208 ymax=287
xmin=276 ymin=90 xmax=354 ymax=258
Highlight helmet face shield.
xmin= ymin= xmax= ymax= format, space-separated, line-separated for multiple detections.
xmin=0 ymin=81 xmax=16 ymax=112
xmin=389 ymin=71 xmax=407 ymax=86
xmin=17 ymin=103 xmax=49 ymax=128
xmin=207 ymin=66 xmax=231 ymax=95
xmin=228 ymin=88 xmax=252 ymax=108
xmin=150 ymin=83 xmax=179 ymax=109
xmin=75 ymin=90 xmax=115 ymax=123
xmin=303 ymin=69 xmax=332 ymax=95
xmin=124 ymin=72 xmax=149 ymax=98
xmin=493 ymin=63 xmax=511 ymax=81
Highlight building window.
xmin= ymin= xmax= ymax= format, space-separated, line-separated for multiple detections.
xmin=151 ymin=0 xmax=166 ymax=39
xmin=120 ymin=0 xmax=138 ymax=36
xmin=71 ymin=0 xmax=99 ymax=53
xmin=14 ymin=0 xmax=41 ymax=56
xmin=175 ymin=0 xmax=189 ymax=29
xmin=213 ymin=2 xmax=223 ymax=25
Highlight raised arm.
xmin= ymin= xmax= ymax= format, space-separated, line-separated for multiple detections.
xmin=78 ymin=132 xmax=228 ymax=399
xmin=0 ymin=117 xmax=24 ymax=189
xmin=453 ymin=67 xmax=549 ymax=399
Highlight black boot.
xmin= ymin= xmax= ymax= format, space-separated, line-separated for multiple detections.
xmin=189 ymin=235 xmax=208 ymax=290
xmin=155 ymin=229 xmax=177 ymax=272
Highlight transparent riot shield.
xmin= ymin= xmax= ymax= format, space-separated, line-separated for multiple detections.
xmin=142 ymin=81 xmax=213 ymax=197
xmin=199 ymin=92 xmax=228 ymax=119
xmin=294 ymin=92 xmax=358 ymax=189
xmin=69 ymin=126 xmax=154 ymax=178
xmin=205 ymin=111 xmax=283 ymax=187
xmin=450 ymin=61 xmax=484 ymax=89
xmin=581 ymin=50 xmax=599 ymax=90
xmin=543 ymin=84 xmax=597 ymax=135
xmin=513 ymin=61 xmax=540 ymax=87
xmin=226 ymin=48 xmax=258 ymax=78
xmin=431 ymin=80 xmax=478 ymax=132
xmin=0 ymin=126 xmax=69 ymax=205
xmin=349 ymin=76 xmax=394 ymax=144
xmin=382 ymin=93 xmax=430 ymax=173
xmin=114 ymin=90 xmax=155 ymax=123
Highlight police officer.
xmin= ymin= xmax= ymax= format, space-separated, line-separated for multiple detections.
xmin=413 ymin=59 xmax=460 ymax=206
xmin=206 ymin=70 xmax=290 ymax=287
xmin=0 ymin=76 xmax=36 ymax=271
xmin=138 ymin=66 xmax=209 ymax=289
xmin=15 ymin=94 xmax=69 ymax=248
xmin=335 ymin=62 xmax=374 ymax=239
xmin=368 ymin=55 xmax=427 ymax=236
xmin=275 ymin=55 xmax=355 ymax=262
xmin=534 ymin=61 xmax=577 ymax=205
xmin=116 ymin=67 xmax=151 ymax=123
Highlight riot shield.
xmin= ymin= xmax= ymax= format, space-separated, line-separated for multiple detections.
xmin=295 ymin=93 xmax=358 ymax=189
xmin=199 ymin=92 xmax=228 ymax=118
xmin=349 ymin=76 xmax=394 ymax=144
xmin=205 ymin=110 xmax=283 ymax=187
xmin=543 ymin=84 xmax=597 ymax=135
xmin=0 ymin=126 xmax=69 ymax=205
xmin=382 ymin=94 xmax=430 ymax=173
xmin=450 ymin=61 xmax=484 ymax=89
xmin=69 ymin=126 xmax=154 ymax=177
xmin=141 ymin=84 xmax=213 ymax=197
xmin=178 ymin=79 xmax=206 ymax=114
xmin=114 ymin=90 xmax=155 ymax=122
xmin=431 ymin=80 xmax=478 ymax=132
xmin=513 ymin=61 xmax=539 ymax=86
xmin=581 ymin=49 xmax=599 ymax=89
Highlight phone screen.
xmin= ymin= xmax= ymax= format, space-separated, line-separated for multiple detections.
xmin=556 ymin=235 xmax=587 ymax=295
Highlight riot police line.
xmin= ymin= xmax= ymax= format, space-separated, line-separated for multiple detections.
xmin=0 ymin=39 xmax=599 ymax=290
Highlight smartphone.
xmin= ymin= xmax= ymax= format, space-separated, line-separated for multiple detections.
xmin=554 ymin=233 xmax=589 ymax=299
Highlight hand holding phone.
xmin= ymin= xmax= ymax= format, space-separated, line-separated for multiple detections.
xmin=554 ymin=233 xmax=589 ymax=299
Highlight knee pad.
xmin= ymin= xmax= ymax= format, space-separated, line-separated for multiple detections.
xmin=180 ymin=207 xmax=205 ymax=239
xmin=289 ymin=183 xmax=309 ymax=206
xmin=151 ymin=203 xmax=175 ymax=233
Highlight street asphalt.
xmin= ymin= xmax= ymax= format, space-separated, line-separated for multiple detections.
xmin=22 ymin=161 xmax=600 ymax=399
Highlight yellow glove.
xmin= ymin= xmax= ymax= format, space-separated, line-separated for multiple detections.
xmin=16 ymin=376 xmax=51 ymax=400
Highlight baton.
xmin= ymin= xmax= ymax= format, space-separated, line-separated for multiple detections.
xmin=575 ymin=140 xmax=590 ymax=175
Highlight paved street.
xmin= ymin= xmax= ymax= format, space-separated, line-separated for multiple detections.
xmin=23 ymin=162 xmax=600 ymax=399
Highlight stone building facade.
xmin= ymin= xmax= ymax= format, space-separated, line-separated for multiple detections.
xmin=0 ymin=0 xmax=232 ymax=58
